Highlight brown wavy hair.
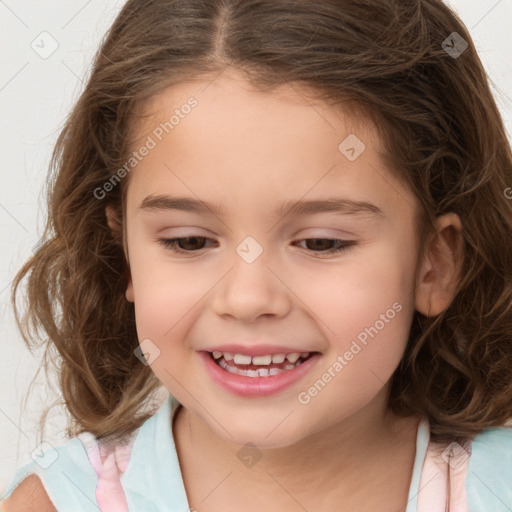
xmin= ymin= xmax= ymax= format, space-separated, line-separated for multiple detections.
xmin=12 ymin=0 xmax=512 ymax=445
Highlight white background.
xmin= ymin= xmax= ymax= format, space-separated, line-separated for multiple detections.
xmin=1 ymin=0 xmax=511 ymax=491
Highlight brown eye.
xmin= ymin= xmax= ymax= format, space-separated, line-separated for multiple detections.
xmin=158 ymin=236 xmax=215 ymax=253
xmin=294 ymin=238 xmax=356 ymax=254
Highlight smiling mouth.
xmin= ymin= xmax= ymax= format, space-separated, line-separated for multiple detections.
xmin=209 ymin=351 xmax=317 ymax=377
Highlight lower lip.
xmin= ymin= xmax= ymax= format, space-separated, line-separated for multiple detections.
xmin=198 ymin=351 xmax=321 ymax=397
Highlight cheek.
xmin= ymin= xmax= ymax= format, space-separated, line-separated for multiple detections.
xmin=127 ymin=248 xmax=184 ymax=346
xmin=131 ymin=275 xmax=197 ymax=342
xmin=302 ymin=241 xmax=415 ymax=338
xmin=129 ymin=269 xmax=198 ymax=389
xmin=127 ymin=236 xmax=202 ymax=324
xmin=307 ymin=243 xmax=415 ymax=393
xmin=302 ymin=296 xmax=412 ymax=424
xmin=128 ymin=256 xmax=223 ymax=380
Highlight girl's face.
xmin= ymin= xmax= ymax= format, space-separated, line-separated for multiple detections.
xmin=121 ymin=70 xmax=426 ymax=448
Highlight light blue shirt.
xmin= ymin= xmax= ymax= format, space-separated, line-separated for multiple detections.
xmin=2 ymin=393 xmax=512 ymax=511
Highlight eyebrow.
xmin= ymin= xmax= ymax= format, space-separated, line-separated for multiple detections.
xmin=139 ymin=194 xmax=385 ymax=219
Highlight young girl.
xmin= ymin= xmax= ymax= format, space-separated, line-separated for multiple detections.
xmin=2 ymin=0 xmax=512 ymax=510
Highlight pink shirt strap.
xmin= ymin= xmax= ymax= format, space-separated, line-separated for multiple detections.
xmin=417 ymin=436 xmax=472 ymax=512
xmin=84 ymin=436 xmax=136 ymax=511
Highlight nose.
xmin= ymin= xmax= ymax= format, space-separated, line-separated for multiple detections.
xmin=211 ymin=243 xmax=292 ymax=323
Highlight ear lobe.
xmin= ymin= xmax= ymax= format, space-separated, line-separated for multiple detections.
xmin=415 ymin=212 xmax=464 ymax=317
xmin=105 ymin=205 xmax=134 ymax=303
xmin=105 ymin=205 xmax=128 ymax=257
xmin=105 ymin=205 xmax=122 ymax=240
xmin=125 ymin=277 xmax=134 ymax=303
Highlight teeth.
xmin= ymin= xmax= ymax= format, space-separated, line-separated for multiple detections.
xmin=218 ymin=357 xmax=292 ymax=377
xmin=271 ymin=354 xmax=286 ymax=364
xmin=211 ymin=351 xmax=312 ymax=366
xmin=286 ymin=353 xmax=301 ymax=363
xmin=212 ymin=350 xmax=315 ymax=377
xmin=233 ymin=354 xmax=252 ymax=365
xmin=253 ymin=355 xmax=272 ymax=365
xmin=218 ymin=358 xmax=288 ymax=377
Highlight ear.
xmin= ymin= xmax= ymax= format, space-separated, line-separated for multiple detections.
xmin=414 ymin=212 xmax=464 ymax=317
xmin=105 ymin=205 xmax=134 ymax=303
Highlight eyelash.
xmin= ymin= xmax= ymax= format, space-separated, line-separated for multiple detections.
xmin=157 ymin=236 xmax=356 ymax=256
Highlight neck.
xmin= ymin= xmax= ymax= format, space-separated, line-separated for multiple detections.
xmin=172 ymin=390 xmax=420 ymax=511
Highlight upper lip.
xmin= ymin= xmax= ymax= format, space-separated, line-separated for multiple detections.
xmin=200 ymin=344 xmax=318 ymax=357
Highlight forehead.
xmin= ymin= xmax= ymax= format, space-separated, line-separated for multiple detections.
xmin=134 ymin=69 xmax=374 ymax=148
xmin=125 ymin=70 xmax=418 ymax=223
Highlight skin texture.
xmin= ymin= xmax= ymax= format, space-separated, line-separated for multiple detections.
xmin=0 ymin=475 xmax=56 ymax=511
xmin=105 ymin=68 xmax=463 ymax=511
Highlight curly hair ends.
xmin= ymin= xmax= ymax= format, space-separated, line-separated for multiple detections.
xmin=11 ymin=0 xmax=512 ymax=445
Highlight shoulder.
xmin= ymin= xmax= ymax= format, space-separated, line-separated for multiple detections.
xmin=466 ymin=424 xmax=512 ymax=508
xmin=1 ymin=474 xmax=55 ymax=512
xmin=468 ymin=423 xmax=512 ymax=467
xmin=0 ymin=437 xmax=98 ymax=511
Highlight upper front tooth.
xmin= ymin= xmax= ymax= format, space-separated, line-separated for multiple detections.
xmin=271 ymin=353 xmax=286 ymax=363
xmin=286 ymin=353 xmax=301 ymax=363
xmin=233 ymin=354 xmax=252 ymax=364
xmin=253 ymin=355 xmax=272 ymax=365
